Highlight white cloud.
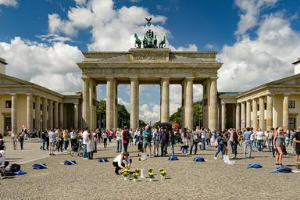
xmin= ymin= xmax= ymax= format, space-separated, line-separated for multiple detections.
xmin=235 ymin=0 xmax=278 ymax=36
xmin=37 ymin=34 xmax=72 ymax=43
xmin=75 ymin=0 xmax=86 ymax=5
xmin=205 ymin=44 xmax=214 ymax=50
xmin=0 ymin=0 xmax=18 ymax=7
xmin=174 ymin=44 xmax=198 ymax=51
xmin=0 ymin=37 xmax=83 ymax=92
xmin=140 ymin=103 xmax=160 ymax=123
xmin=118 ymin=97 xmax=130 ymax=111
xmin=218 ymin=12 xmax=299 ymax=92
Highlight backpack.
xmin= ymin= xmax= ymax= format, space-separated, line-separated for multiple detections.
xmin=246 ymin=163 xmax=263 ymax=169
xmin=32 ymin=163 xmax=48 ymax=169
xmin=10 ymin=163 xmax=21 ymax=172
xmin=193 ymin=157 xmax=205 ymax=162
xmin=63 ymin=160 xmax=76 ymax=165
xmin=98 ymin=157 xmax=108 ymax=163
xmin=271 ymin=166 xmax=292 ymax=173
xmin=168 ymin=155 xmax=179 ymax=161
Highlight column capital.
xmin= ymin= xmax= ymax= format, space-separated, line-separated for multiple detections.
xmin=283 ymin=93 xmax=291 ymax=96
xmin=185 ymin=77 xmax=194 ymax=81
xmin=210 ymin=77 xmax=218 ymax=80
xmin=25 ymin=93 xmax=32 ymax=96
xmin=10 ymin=93 xmax=17 ymax=96
xmin=129 ymin=77 xmax=138 ymax=81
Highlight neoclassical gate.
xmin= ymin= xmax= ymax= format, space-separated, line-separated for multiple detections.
xmin=78 ymin=48 xmax=222 ymax=130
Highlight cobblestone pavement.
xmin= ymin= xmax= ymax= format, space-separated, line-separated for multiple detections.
xmin=0 ymin=142 xmax=299 ymax=200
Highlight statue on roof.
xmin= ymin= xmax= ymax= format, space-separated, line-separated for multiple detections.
xmin=134 ymin=17 xmax=167 ymax=49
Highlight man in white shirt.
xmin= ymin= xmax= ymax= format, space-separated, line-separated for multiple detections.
xmin=48 ymin=129 xmax=56 ymax=156
xmin=82 ymin=127 xmax=89 ymax=159
xmin=256 ymin=128 xmax=264 ymax=152
xmin=112 ymin=152 xmax=131 ymax=175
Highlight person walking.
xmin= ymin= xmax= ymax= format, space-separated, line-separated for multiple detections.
xmin=243 ymin=127 xmax=253 ymax=158
xmin=102 ymin=129 xmax=108 ymax=148
xmin=63 ymin=130 xmax=70 ymax=151
xmin=116 ymin=128 xmax=122 ymax=153
xmin=122 ymin=126 xmax=130 ymax=152
xmin=293 ymin=126 xmax=300 ymax=163
xmin=231 ymin=130 xmax=239 ymax=159
xmin=18 ymin=132 xmax=25 ymax=150
xmin=160 ymin=126 xmax=169 ymax=156
xmin=190 ymin=129 xmax=200 ymax=155
xmin=48 ymin=129 xmax=56 ymax=156
xmin=214 ymin=132 xmax=225 ymax=160
xmin=40 ymin=130 xmax=46 ymax=150
xmin=200 ymin=128 xmax=206 ymax=150
xmin=274 ymin=127 xmax=285 ymax=165
xmin=142 ymin=126 xmax=152 ymax=157
xmin=11 ymin=131 xmax=17 ymax=150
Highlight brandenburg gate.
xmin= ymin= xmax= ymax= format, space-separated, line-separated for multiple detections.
xmin=77 ymin=19 xmax=222 ymax=131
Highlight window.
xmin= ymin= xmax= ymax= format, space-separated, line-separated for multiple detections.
xmin=288 ymin=100 xmax=295 ymax=109
xmin=5 ymin=100 xmax=11 ymax=108
xmin=4 ymin=117 xmax=11 ymax=131
xmin=288 ymin=118 xmax=296 ymax=129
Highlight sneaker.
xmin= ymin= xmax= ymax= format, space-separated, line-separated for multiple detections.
xmin=214 ymin=157 xmax=217 ymax=160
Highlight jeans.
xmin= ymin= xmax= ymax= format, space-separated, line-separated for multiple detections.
xmin=83 ymin=144 xmax=88 ymax=158
xmin=42 ymin=139 xmax=46 ymax=150
xmin=257 ymin=140 xmax=264 ymax=152
xmin=64 ymin=140 xmax=69 ymax=150
xmin=153 ymin=141 xmax=160 ymax=156
xmin=244 ymin=141 xmax=252 ymax=158
xmin=19 ymin=140 xmax=24 ymax=150
xmin=201 ymin=138 xmax=206 ymax=150
xmin=190 ymin=142 xmax=198 ymax=155
xmin=117 ymin=140 xmax=122 ymax=152
xmin=232 ymin=142 xmax=238 ymax=157
xmin=103 ymin=138 xmax=107 ymax=148
xmin=215 ymin=145 xmax=224 ymax=158
xmin=161 ymin=142 xmax=168 ymax=156
xmin=123 ymin=143 xmax=128 ymax=152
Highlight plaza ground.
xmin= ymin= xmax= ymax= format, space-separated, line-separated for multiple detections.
xmin=0 ymin=139 xmax=299 ymax=200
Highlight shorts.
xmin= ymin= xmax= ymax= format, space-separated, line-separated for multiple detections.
xmin=295 ymin=147 xmax=300 ymax=155
xmin=143 ymin=142 xmax=150 ymax=149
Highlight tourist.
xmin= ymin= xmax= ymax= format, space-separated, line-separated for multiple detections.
xmin=129 ymin=128 xmax=134 ymax=145
xmin=134 ymin=129 xmax=140 ymax=145
xmin=223 ymin=131 xmax=229 ymax=155
xmin=229 ymin=128 xmax=234 ymax=154
xmin=190 ymin=129 xmax=200 ymax=155
xmin=0 ymin=133 xmax=4 ymax=150
xmin=256 ymin=128 xmax=264 ymax=152
xmin=243 ymin=127 xmax=253 ymax=158
xmin=112 ymin=152 xmax=131 ymax=175
xmin=200 ymin=127 xmax=206 ymax=150
xmin=70 ymin=129 xmax=77 ymax=150
xmin=152 ymin=128 xmax=161 ymax=157
xmin=273 ymin=127 xmax=285 ymax=165
xmin=56 ymin=130 xmax=63 ymax=152
xmin=82 ymin=127 xmax=89 ymax=159
xmin=181 ymin=132 xmax=189 ymax=155
xmin=18 ymin=132 xmax=24 ymax=150
xmin=142 ymin=126 xmax=152 ymax=157
xmin=231 ymin=130 xmax=239 ymax=159
xmin=293 ymin=126 xmax=300 ymax=163
xmin=160 ymin=126 xmax=169 ymax=156
xmin=87 ymin=131 xmax=94 ymax=160
xmin=116 ymin=128 xmax=122 ymax=153
xmin=122 ymin=126 xmax=130 ymax=152
xmin=102 ymin=129 xmax=108 ymax=148
xmin=48 ymin=129 xmax=56 ymax=156
xmin=0 ymin=150 xmax=9 ymax=177
xmin=205 ymin=129 xmax=211 ymax=146
xmin=214 ymin=132 xmax=225 ymax=160
xmin=63 ymin=129 xmax=70 ymax=150
xmin=40 ymin=130 xmax=46 ymax=150
xmin=93 ymin=130 xmax=98 ymax=153
xmin=45 ymin=130 xmax=49 ymax=150
xmin=11 ymin=131 xmax=18 ymax=150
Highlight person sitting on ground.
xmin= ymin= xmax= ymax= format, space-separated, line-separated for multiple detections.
xmin=0 ymin=133 xmax=5 ymax=150
xmin=0 ymin=150 xmax=9 ymax=177
xmin=112 ymin=152 xmax=132 ymax=175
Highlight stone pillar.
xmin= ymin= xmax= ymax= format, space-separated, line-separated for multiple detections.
xmin=161 ymin=77 xmax=170 ymax=123
xmin=26 ymin=93 xmax=33 ymax=134
xmin=54 ymin=101 xmax=59 ymax=128
xmin=259 ymin=97 xmax=265 ymax=130
xmin=241 ymin=102 xmax=246 ymax=129
xmin=113 ymin=80 xmax=118 ymax=129
xmin=82 ymin=78 xmax=90 ymax=129
xmin=246 ymin=100 xmax=251 ymax=128
xmin=49 ymin=100 xmax=53 ymax=129
xmin=185 ymin=78 xmax=194 ymax=130
xmin=130 ymin=78 xmax=138 ymax=129
xmin=236 ymin=103 xmax=240 ymax=129
xmin=266 ymin=95 xmax=273 ymax=130
xmin=42 ymin=98 xmax=47 ymax=130
xmin=209 ymin=77 xmax=218 ymax=130
xmin=89 ymin=80 xmax=95 ymax=129
xmin=282 ymin=94 xmax=289 ymax=131
xmin=136 ymin=84 xmax=139 ymax=128
xmin=221 ymin=102 xmax=226 ymax=130
xmin=35 ymin=96 xmax=41 ymax=131
xmin=74 ymin=103 xmax=79 ymax=129
xmin=252 ymin=99 xmax=258 ymax=130
xmin=11 ymin=94 xmax=17 ymax=133
xmin=181 ymin=80 xmax=186 ymax=128
xmin=59 ymin=103 xmax=64 ymax=128
xmin=106 ymin=78 xmax=114 ymax=129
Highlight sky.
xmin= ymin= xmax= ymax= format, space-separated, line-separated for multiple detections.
xmin=1 ymin=0 xmax=300 ymax=124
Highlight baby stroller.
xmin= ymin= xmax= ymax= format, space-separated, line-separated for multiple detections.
xmin=70 ymin=138 xmax=84 ymax=157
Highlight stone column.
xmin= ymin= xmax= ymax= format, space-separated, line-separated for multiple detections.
xmin=106 ymin=78 xmax=114 ymax=129
xmin=49 ymin=100 xmax=53 ymax=129
xmin=282 ymin=94 xmax=289 ymax=131
xmin=236 ymin=103 xmax=241 ymax=130
xmin=136 ymin=84 xmax=140 ymax=128
xmin=241 ymin=102 xmax=246 ymax=129
xmin=26 ymin=93 xmax=33 ymax=134
xmin=181 ymin=80 xmax=186 ymax=128
xmin=35 ymin=96 xmax=41 ymax=131
xmin=252 ymin=99 xmax=258 ymax=130
xmin=42 ymin=98 xmax=47 ymax=130
xmin=161 ymin=77 xmax=170 ymax=123
xmin=246 ymin=100 xmax=251 ymax=128
xmin=259 ymin=97 xmax=265 ymax=130
xmin=11 ymin=93 xmax=17 ymax=133
xmin=54 ymin=101 xmax=59 ymax=128
xmin=59 ymin=103 xmax=64 ymax=128
xmin=82 ymin=78 xmax=90 ymax=129
xmin=130 ymin=78 xmax=138 ymax=129
xmin=89 ymin=80 xmax=94 ymax=129
xmin=74 ymin=103 xmax=79 ymax=129
xmin=113 ymin=80 xmax=118 ymax=129
xmin=209 ymin=77 xmax=218 ymax=130
xmin=221 ymin=102 xmax=226 ymax=130
xmin=185 ymin=78 xmax=194 ymax=130
xmin=266 ymin=95 xmax=273 ymax=130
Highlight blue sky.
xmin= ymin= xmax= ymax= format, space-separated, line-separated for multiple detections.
xmin=1 ymin=0 xmax=300 ymax=123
